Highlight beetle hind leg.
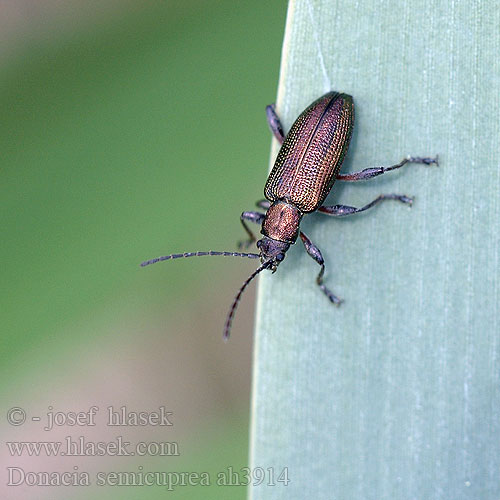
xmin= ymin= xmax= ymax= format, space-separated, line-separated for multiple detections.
xmin=336 ymin=155 xmax=438 ymax=181
xmin=300 ymin=232 xmax=343 ymax=305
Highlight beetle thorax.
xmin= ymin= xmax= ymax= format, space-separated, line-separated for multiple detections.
xmin=261 ymin=201 xmax=302 ymax=244
xmin=256 ymin=201 xmax=301 ymax=271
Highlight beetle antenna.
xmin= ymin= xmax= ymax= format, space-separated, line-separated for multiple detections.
xmin=223 ymin=260 xmax=271 ymax=342
xmin=140 ymin=251 xmax=260 ymax=267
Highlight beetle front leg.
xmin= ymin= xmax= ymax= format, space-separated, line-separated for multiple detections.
xmin=336 ymin=155 xmax=439 ymax=181
xmin=300 ymin=232 xmax=343 ymax=305
xmin=238 ymin=211 xmax=265 ymax=249
xmin=265 ymin=104 xmax=285 ymax=144
xmin=319 ymin=193 xmax=413 ymax=217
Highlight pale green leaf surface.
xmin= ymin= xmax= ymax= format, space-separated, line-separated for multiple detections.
xmin=250 ymin=0 xmax=500 ymax=499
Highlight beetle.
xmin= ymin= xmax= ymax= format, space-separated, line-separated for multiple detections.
xmin=141 ymin=91 xmax=438 ymax=340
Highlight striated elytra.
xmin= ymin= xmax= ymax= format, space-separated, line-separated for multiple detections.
xmin=141 ymin=91 xmax=438 ymax=340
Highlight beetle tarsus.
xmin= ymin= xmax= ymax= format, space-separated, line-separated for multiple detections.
xmin=407 ymin=155 xmax=439 ymax=166
xmin=318 ymin=280 xmax=343 ymax=306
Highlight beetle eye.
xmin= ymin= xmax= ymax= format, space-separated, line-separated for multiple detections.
xmin=275 ymin=253 xmax=284 ymax=262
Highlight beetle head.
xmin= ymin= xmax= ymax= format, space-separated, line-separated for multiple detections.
xmin=256 ymin=237 xmax=290 ymax=272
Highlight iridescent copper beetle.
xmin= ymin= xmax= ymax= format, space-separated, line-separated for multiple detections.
xmin=142 ymin=92 xmax=438 ymax=340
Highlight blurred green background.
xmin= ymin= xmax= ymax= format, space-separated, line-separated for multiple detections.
xmin=1 ymin=1 xmax=286 ymax=498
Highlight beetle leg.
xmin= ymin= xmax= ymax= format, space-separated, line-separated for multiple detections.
xmin=238 ymin=211 xmax=265 ymax=249
xmin=300 ymin=232 xmax=343 ymax=305
xmin=265 ymin=104 xmax=285 ymax=144
xmin=256 ymin=199 xmax=271 ymax=210
xmin=319 ymin=194 xmax=413 ymax=217
xmin=336 ymin=155 xmax=439 ymax=181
